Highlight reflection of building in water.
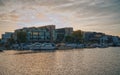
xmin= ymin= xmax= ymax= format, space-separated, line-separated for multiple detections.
xmin=55 ymin=50 xmax=84 ymax=75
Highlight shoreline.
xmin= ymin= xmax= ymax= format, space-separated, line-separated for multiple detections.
xmin=1 ymin=46 xmax=120 ymax=52
xmin=0 ymin=42 xmax=120 ymax=52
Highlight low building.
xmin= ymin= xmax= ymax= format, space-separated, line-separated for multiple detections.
xmin=112 ymin=36 xmax=120 ymax=45
xmin=83 ymin=32 xmax=105 ymax=43
xmin=83 ymin=32 xmax=93 ymax=42
xmin=56 ymin=27 xmax=73 ymax=42
xmin=1 ymin=32 xmax=13 ymax=43
xmin=100 ymin=36 xmax=108 ymax=44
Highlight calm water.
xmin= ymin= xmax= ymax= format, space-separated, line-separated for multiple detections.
xmin=0 ymin=47 xmax=120 ymax=75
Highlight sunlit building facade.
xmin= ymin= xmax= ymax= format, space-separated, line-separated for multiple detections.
xmin=14 ymin=25 xmax=56 ymax=43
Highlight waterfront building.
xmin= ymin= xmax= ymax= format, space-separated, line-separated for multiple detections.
xmin=83 ymin=32 xmax=105 ymax=43
xmin=14 ymin=25 xmax=56 ymax=43
xmin=100 ymin=36 xmax=108 ymax=44
xmin=83 ymin=32 xmax=93 ymax=42
xmin=112 ymin=36 xmax=120 ymax=45
xmin=38 ymin=25 xmax=57 ymax=42
xmin=1 ymin=32 xmax=13 ymax=43
xmin=56 ymin=27 xmax=73 ymax=43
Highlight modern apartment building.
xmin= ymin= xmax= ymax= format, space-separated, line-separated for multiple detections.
xmin=1 ymin=32 xmax=13 ymax=43
xmin=1 ymin=25 xmax=73 ymax=43
xmin=14 ymin=25 xmax=56 ymax=43
xmin=83 ymin=32 xmax=105 ymax=43
xmin=56 ymin=27 xmax=73 ymax=42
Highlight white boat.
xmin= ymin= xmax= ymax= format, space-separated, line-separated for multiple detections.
xmin=56 ymin=43 xmax=73 ymax=50
xmin=12 ymin=44 xmax=19 ymax=49
xmin=30 ymin=43 xmax=41 ymax=50
xmin=108 ymin=43 xmax=114 ymax=46
xmin=40 ymin=43 xmax=56 ymax=50
xmin=66 ymin=43 xmax=77 ymax=48
xmin=98 ymin=43 xmax=108 ymax=48
xmin=77 ymin=44 xmax=84 ymax=48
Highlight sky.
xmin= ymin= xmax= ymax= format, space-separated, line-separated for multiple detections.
xmin=0 ymin=0 xmax=120 ymax=38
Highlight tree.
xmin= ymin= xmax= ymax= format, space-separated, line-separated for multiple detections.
xmin=17 ymin=31 xmax=27 ymax=43
xmin=64 ymin=30 xmax=84 ymax=43
xmin=72 ymin=30 xmax=83 ymax=43
xmin=65 ymin=35 xmax=73 ymax=43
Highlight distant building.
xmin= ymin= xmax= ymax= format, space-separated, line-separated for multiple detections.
xmin=56 ymin=27 xmax=73 ymax=42
xmin=112 ymin=36 xmax=120 ymax=45
xmin=83 ymin=32 xmax=105 ymax=43
xmin=14 ymin=26 xmax=73 ymax=43
xmin=14 ymin=25 xmax=56 ymax=43
xmin=1 ymin=32 xmax=13 ymax=43
xmin=106 ymin=35 xmax=114 ymax=43
xmin=83 ymin=32 xmax=93 ymax=42
xmin=38 ymin=25 xmax=57 ymax=42
xmin=100 ymin=36 xmax=108 ymax=44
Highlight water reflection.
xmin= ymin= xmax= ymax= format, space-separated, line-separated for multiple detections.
xmin=55 ymin=49 xmax=85 ymax=75
xmin=0 ymin=47 xmax=120 ymax=75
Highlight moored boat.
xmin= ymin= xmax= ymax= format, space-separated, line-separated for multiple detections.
xmin=0 ymin=49 xmax=3 ymax=52
xmin=30 ymin=43 xmax=41 ymax=50
xmin=40 ymin=43 xmax=56 ymax=50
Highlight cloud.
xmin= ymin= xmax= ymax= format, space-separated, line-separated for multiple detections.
xmin=0 ymin=13 xmax=19 ymax=22
xmin=0 ymin=0 xmax=120 ymax=36
xmin=0 ymin=0 xmax=4 ymax=6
